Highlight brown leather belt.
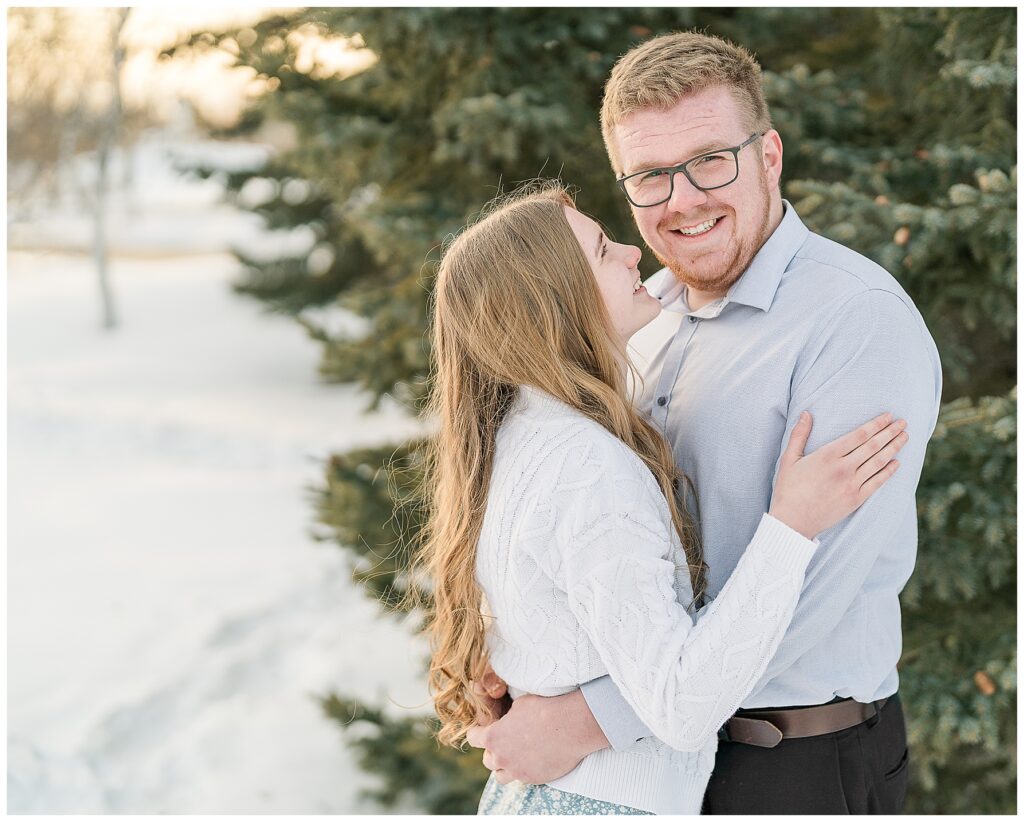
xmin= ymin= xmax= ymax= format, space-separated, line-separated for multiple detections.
xmin=719 ymin=698 xmax=889 ymax=748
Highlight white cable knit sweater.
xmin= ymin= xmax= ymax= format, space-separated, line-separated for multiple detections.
xmin=475 ymin=385 xmax=819 ymax=814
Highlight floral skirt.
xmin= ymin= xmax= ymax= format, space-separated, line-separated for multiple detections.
xmin=478 ymin=772 xmax=653 ymax=815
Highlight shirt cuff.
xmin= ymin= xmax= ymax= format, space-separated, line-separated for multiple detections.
xmin=580 ymin=675 xmax=653 ymax=751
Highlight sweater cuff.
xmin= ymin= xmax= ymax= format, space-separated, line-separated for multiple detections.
xmin=754 ymin=512 xmax=819 ymax=572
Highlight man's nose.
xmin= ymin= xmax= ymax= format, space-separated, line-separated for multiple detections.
xmin=665 ymin=171 xmax=709 ymax=213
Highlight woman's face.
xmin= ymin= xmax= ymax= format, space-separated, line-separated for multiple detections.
xmin=563 ymin=206 xmax=661 ymax=342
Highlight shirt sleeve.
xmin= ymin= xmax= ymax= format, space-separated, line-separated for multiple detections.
xmin=564 ymin=505 xmax=817 ymax=753
xmin=740 ymin=288 xmax=941 ymax=700
xmin=580 ymin=674 xmax=652 ymax=750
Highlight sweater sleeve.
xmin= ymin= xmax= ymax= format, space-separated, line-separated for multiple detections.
xmin=563 ymin=502 xmax=816 ymax=753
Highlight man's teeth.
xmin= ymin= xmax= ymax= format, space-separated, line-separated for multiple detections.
xmin=676 ymin=218 xmax=718 ymax=236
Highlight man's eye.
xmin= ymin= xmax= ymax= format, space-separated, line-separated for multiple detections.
xmin=641 ymin=169 xmax=667 ymax=181
xmin=695 ymin=153 xmax=729 ymax=165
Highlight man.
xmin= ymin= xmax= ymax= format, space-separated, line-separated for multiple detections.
xmin=466 ymin=31 xmax=942 ymax=814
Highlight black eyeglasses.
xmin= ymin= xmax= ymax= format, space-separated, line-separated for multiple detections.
xmin=616 ymin=132 xmax=765 ymax=208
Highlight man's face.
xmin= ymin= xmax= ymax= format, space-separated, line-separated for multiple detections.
xmin=611 ymin=85 xmax=783 ymax=297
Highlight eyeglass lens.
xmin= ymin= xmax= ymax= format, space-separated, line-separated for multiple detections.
xmin=624 ymin=152 xmax=738 ymax=205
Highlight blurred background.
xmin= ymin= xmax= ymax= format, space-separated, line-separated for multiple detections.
xmin=6 ymin=6 xmax=1016 ymax=815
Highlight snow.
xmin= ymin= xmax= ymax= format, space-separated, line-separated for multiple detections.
xmin=7 ymin=140 xmax=435 ymax=813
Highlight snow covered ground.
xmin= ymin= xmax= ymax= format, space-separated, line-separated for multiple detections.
xmin=7 ymin=139 xmax=434 ymax=813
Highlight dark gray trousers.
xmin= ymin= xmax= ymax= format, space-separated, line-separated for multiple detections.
xmin=702 ymin=693 xmax=910 ymax=814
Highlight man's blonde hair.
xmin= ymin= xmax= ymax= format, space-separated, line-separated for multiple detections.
xmin=601 ymin=31 xmax=772 ymax=173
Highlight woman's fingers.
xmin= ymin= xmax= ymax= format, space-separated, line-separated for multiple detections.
xmin=825 ymin=412 xmax=895 ymax=458
xmin=857 ymin=459 xmax=901 ymax=501
xmin=854 ymin=426 xmax=909 ymax=484
xmin=781 ymin=411 xmax=813 ymax=466
xmin=848 ymin=417 xmax=907 ymax=466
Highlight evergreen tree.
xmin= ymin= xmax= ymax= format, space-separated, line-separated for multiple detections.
xmin=171 ymin=8 xmax=1015 ymax=812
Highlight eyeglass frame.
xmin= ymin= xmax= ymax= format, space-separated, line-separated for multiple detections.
xmin=615 ymin=131 xmax=766 ymax=208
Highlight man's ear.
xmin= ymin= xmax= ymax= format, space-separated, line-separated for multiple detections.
xmin=761 ymin=129 xmax=784 ymax=192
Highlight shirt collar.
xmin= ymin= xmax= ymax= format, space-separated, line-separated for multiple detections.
xmin=646 ymin=199 xmax=809 ymax=316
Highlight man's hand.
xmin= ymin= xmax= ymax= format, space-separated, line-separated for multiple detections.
xmin=471 ymin=665 xmax=512 ymax=725
xmin=465 ymin=689 xmax=610 ymax=785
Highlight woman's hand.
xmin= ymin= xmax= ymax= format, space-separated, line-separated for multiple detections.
xmin=769 ymin=411 xmax=908 ymax=540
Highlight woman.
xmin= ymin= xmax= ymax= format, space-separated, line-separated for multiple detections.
xmin=417 ymin=184 xmax=907 ymax=815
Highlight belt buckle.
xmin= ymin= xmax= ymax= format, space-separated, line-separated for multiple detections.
xmin=725 ymin=716 xmax=785 ymax=748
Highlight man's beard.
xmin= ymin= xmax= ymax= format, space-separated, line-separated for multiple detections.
xmin=654 ymin=175 xmax=773 ymax=296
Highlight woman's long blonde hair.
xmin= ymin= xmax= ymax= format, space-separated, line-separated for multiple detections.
xmin=419 ymin=182 xmax=704 ymax=747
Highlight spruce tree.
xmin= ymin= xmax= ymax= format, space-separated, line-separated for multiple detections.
xmin=172 ymin=8 xmax=1015 ymax=812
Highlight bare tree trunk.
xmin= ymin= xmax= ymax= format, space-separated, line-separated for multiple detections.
xmin=56 ymin=128 xmax=78 ymax=210
xmin=94 ymin=8 xmax=129 ymax=331
xmin=122 ymin=142 xmax=136 ymax=212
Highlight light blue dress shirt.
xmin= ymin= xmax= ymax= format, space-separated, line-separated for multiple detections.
xmin=580 ymin=201 xmax=942 ymax=749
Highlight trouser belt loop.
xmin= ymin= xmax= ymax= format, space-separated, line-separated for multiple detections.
xmin=866 ymin=698 xmax=883 ymax=729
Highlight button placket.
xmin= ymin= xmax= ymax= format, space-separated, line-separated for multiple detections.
xmin=651 ymin=318 xmax=699 ymax=427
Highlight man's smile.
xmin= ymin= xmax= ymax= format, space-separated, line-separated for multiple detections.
xmin=667 ymin=215 xmax=727 ymax=242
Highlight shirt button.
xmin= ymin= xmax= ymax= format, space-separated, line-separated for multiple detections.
xmin=656 ymin=396 xmax=668 ymax=407
xmin=689 ymin=316 xmax=698 ymax=324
